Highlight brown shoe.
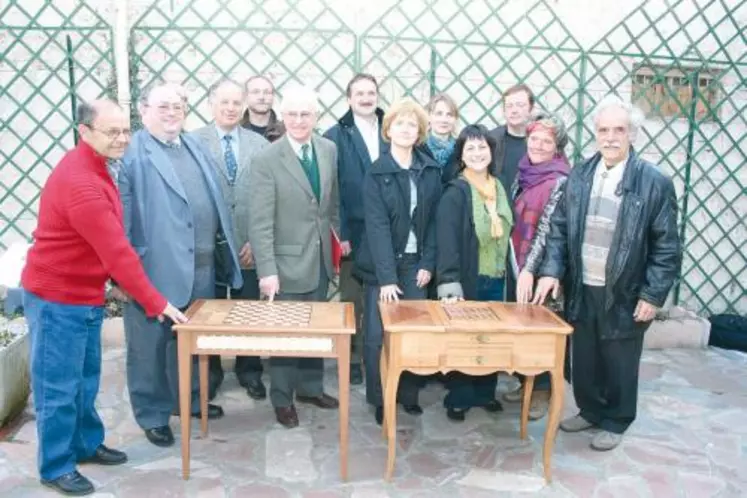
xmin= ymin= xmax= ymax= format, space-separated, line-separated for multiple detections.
xmin=274 ymin=406 xmax=299 ymax=428
xmin=296 ymin=393 xmax=339 ymax=409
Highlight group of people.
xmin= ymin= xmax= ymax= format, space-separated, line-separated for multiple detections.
xmin=20 ymin=72 xmax=681 ymax=496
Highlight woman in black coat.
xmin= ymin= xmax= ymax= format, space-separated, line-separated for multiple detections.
xmin=354 ymin=98 xmax=443 ymax=425
xmin=436 ymin=124 xmax=514 ymax=421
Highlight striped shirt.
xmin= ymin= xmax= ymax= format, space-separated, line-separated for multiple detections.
xmin=581 ymin=156 xmax=627 ymax=286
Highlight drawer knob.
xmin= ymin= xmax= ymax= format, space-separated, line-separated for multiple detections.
xmin=476 ymin=334 xmax=488 ymax=344
xmin=475 ymin=356 xmax=484 ymax=365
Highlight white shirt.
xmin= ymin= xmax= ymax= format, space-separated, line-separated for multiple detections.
xmin=214 ymin=124 xmax=240 ymax=160
xmin=404 ymin=175 xmax=418 ymax=254
xmin=287 ymin=135 xmax=313 ymax=161
xmin=353 ymin=114 xmax=380 ymax=163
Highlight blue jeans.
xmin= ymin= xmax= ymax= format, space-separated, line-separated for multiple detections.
xmin=363 ymin=254 xmax=425 ymax=407
xmin=24 ymin=291 xmax=105 ymax=481
xmin=444 ymin=276 xmax=505 ymax=410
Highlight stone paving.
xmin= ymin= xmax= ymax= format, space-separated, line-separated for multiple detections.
xmin=1 ymin=326 xmax=747 ymax=497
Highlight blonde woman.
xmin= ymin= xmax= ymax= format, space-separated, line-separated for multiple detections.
xmin=354 ymin=98 xmax=443 ymax=425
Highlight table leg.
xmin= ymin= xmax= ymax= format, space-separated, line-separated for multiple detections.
xmin=177 ymin=332 xmax=192 ymax=480
xmin=337 ymin=335 xmax=351 ymax=481
xmin=199 ymin=354 xmax=209 ymax=437
xmin=520 ymin=375 xmax=536 ymax=440
xmin=384 ymin=359 xmax=401 ymax=482
xmin=544 ymin=365 xmax=565 ymax=482
xmin=379 ymin=344 xmax=389 ymax=439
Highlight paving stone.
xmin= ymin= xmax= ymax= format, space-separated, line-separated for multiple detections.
xmin=455 ymin=469 xmax=546 ymax=493
xmin=265 ymin=428 xmax=319 ymax=483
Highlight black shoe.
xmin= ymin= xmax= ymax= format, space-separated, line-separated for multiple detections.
xmin=241 ymin=379 xmax=267 ymax=400
xmin=79 ymin=444 xmax=127 ymax=466
xmin=402 ymin=404 xmax=423 ymax=416
xmin=144 ymin=426 xmax=174 ymax=447
xmin=446 ymin=408 xmax=466 ymax=422
xmin=350 ymin=365 xmax=363 ymax=385
xmin=375 ymin=406 xmax=383 ymax=426
xmin=41 ymin=471 xmax=94 ymax=496
xmin=482 ymin=399 xmax=503 ymax=413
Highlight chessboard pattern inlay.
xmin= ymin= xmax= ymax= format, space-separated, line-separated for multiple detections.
xmin=223 ymin=301 xmax=313 ymax=327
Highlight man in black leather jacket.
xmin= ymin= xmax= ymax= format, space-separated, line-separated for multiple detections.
xmin=534 ymin=95 xmax=682 ymax=451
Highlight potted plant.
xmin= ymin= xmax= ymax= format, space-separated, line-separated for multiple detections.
xmin=0 ymin=299 xmax=30 ymax=428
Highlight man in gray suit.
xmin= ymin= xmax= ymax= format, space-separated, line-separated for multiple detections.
xmin=119 ymin=82 xmax=243 ymax=447
xmin=248 ymin=84 xmax=340 ymax=428
xmin=192 ymin=78 xmax=270 ymax=401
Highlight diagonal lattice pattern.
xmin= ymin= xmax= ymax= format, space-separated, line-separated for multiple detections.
xmin=130 ymin=0 xmax=357 ymax=131
xmin=1 ymin=0 xmax=744 ymax=315
xmin=0 ymin=1 xmax=113 ymax=251
xmin=580 ymin=0 xmax=747 ymax=315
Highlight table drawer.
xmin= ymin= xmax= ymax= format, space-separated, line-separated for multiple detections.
xmin=445 ymin=348 xmax=512 ymax=368
xmin=445 ymin=333 xmax=512 ymax=349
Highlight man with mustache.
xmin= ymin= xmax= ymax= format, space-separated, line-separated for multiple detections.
xmin=534 ymin=95 xmax=681 ymax=451
xmin=323 ymin=73 xmax=389 ymax=385
xmin=193 ymin=78 xmax=270 ymax=401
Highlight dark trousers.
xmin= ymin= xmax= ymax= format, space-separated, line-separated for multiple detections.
xmin=444 ymin=275 xmax=504 ymax=410
xmin=572 ymin=285 xmax=646 ymax=434
xmin=339 ymin=258 xmax=364 ymax=366
xmin=210 ymin=268 xmax=263 ymax=385
xmin=269 ymin=255 xmax=330 ymax=408
xmin=363 ymin=254 xmax=425 ymax=407
xmin=24 ymin=291 xmax=106 ymax=481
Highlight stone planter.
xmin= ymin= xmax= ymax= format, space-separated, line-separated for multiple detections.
xmin=0 ymin=317 xmax=30 ymax=427
xmin=644 ymin=306 xmax=711 ymax=349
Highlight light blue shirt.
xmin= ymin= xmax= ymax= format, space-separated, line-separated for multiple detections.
xmin=214 ymin=124 xmax=240 ymax=160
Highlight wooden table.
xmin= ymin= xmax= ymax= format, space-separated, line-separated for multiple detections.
xmin=378 ymin=300 xmax=572 ymax=482
xmin=173 ymin=299 xmax=355 ymax=480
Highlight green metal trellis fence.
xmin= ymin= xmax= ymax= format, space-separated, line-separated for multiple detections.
xmin=1 ymin=0 xmax=745 ymax=316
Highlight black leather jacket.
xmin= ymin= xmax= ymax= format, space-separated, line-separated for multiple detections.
xmin=539 ymin=150 xmax=682 ymax=337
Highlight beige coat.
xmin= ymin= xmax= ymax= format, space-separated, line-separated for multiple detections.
xmin=248 ymin=134 xmax=340 ymax=294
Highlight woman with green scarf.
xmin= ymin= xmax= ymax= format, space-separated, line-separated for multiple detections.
xmin=435 ymin=124 xmax=514 ymax=421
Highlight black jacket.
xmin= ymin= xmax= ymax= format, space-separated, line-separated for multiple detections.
xmin=240 ymin=109 xmax=285 ymax=143
xmin=539 ymin=150 xmax=682 ymax=337
xmin=487 ymin=125 xmax=508 ymax=188
xmin=324 ymin=108 xmax=389 ymax=250
xmin=435 ymin=178 xmax=480 ymax=300
xmin=354 ymin=149 xmax=443 ymax=285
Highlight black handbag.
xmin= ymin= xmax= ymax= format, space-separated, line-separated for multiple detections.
xmin=214 ymin=229 xmax=233 ymax=287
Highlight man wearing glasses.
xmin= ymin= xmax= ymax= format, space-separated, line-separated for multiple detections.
xmin=21 ymin=99 xmax=187 ymax=496
xmin=117 ymin=83 xmax=243 ymax=448
xmin=248 ymin=84 xmax=341 ymax=428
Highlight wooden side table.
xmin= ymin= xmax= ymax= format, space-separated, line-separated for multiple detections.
xmin=378 ymin=300 xmax=573 ymax=482
xmin=173 ymin=300 xmax=355 ymax=481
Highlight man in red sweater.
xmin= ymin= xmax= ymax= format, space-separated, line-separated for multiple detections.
xmin=21 ymin=99 xmax=187 ymax=497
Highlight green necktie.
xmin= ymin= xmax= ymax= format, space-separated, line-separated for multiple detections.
xmin=300 ymin=144 xmax=320 ymax=200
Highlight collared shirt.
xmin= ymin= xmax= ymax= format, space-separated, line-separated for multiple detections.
xmin=353 ymin=114 xmax=380 ymax=162
xmin=287 ymin=135 xmax=313 ymax=160
xmin=151 ymin=133 xmax=182 ymax=149
xmin=581 ymin=153 xmax=629 ymax=286
xmin=214 ymin=123 xmax=240 ymax=160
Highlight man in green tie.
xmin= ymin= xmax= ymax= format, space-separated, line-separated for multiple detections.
xmin=248 ymin=84 xmax=341 ymax=428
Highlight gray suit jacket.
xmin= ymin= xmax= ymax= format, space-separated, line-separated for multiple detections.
xmin=191 ymin=124 xmax=269 ymax=267
xmin=119 ymin=130 xmax=243 ymax=308
xmin=248 ymin=134 xmax=340 ymax=294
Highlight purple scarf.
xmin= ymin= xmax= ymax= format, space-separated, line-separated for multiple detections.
xmin=513 ymin=154 xmax=570 ymax=269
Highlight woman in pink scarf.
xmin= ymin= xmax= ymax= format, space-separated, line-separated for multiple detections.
xmin=505 ymin=112 xmax=571 ymax=419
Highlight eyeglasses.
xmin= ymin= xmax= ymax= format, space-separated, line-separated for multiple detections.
xmin=89 ymin=126 xmax=132 ymax=139
xmin=284 ymin=111 xmax=314 ymax=121
xmin=248 ymin=89 xmax=274 ymax=96
xmin=144 ymin=103 xmax=186 ymax=114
